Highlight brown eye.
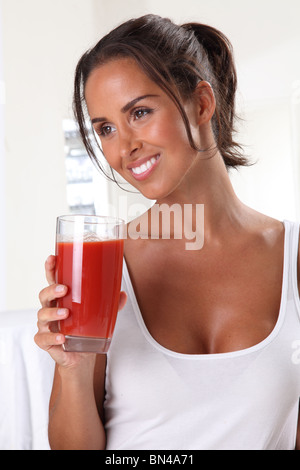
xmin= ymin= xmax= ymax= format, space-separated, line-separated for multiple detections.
xmin=98 ymin=124 xmax=116 ymax=137
xmin=132 ymin=107 xmax=153 ymax=120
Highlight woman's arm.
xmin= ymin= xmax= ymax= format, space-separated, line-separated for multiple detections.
xmin=48 ymin=355 xmax=107 ymax=450
xmin=35 ymin=255 xmax=127 ymax=450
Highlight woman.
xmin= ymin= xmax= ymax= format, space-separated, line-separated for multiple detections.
xmin=35 ymin=14 xmax=300 ymax=450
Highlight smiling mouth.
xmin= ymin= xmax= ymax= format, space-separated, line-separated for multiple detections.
xmin=128 ymin=155 xmax=160 ymax=180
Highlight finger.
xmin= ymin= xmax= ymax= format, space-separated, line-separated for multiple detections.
xmin=34 ymin=330 xmax=65 ymax=351
xmin=45 ymin=255 xmax=57 ymax=285
xmin=118 ymin=291 xmax=127 ymax=311
xmin=33 ymin=332 xmax=69 ymax=367
xmin=39 ymin=283 xmax=68 ymax=308
xmin=37 ymin=307 xmax=69 ymax=328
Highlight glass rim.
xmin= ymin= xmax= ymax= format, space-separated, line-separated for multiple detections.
xmin=57 ymin=214 xmax=125 ymax=226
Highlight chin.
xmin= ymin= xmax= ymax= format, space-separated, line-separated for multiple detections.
xmin=128 ymin=173 xmax=180 ymax=203
xmin=140 ymin=188 xmax=174 ymax=204
xmin=138 ymin=188 xmax=160 ymax=202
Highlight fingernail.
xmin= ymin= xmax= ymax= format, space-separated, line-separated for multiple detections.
xmin=56 ymin=335 xmax=63 ymax=342
xmin=57 ymin=308 xmax=68 ymax=316
xmin=55 ymin=285 xmax=65 ymax=293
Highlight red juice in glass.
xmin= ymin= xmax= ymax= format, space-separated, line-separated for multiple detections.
xmin=55 ymin=215 xmax=124 ymax=353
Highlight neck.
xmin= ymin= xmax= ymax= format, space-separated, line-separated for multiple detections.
xmin=155 ymin=150 xmax=248 ymax=243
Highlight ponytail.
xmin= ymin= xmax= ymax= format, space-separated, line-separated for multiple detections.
xmin=182 ymin=22 xmax=247 ymax=168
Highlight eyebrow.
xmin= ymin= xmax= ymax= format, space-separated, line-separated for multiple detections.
xmin=91 ymin=94 xmax=159 ymax=124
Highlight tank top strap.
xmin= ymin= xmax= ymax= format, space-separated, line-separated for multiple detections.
xmin=284 ymin=220 xmax=300 ymax=304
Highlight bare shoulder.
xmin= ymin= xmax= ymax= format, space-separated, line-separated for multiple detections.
xmin=250 ymin=211 xmax=300 ymax=294
xmin=251 ymin=211 xmax=284 ymax=236
xmin=239 ymin=209 xmax=284 ymax=252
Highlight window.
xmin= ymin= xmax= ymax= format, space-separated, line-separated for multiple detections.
xmin=63 ymin=119 xmax=95 ymax=215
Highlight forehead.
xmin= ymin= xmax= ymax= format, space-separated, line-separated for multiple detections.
xmin=84 ymin=58 xmax=161 ymax=108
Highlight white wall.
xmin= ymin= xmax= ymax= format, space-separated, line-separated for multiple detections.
xmin=0 ymin=0 xmax=108 ymax=310
xmin=232 ymin=98 xmax=298 ymax=220
xmin=0 ymin=7 xmax=6 ymax=311
xmin=0 ymin=0 xmax=299 ymax=311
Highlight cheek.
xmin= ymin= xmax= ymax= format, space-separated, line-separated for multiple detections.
xmin=147 ymin=117 xmax=190 ymax=149
xmin=100 ymin=141 xmax=120 ymax=170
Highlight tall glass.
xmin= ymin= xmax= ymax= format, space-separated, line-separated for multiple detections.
xmin=55 ymin=215 xmax=125 ymax=353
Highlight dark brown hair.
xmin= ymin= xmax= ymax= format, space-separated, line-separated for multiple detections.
xmin=73 ymin=14 xmax=249 ymax=180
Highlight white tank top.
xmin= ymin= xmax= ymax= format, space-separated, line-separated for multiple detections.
xmin=104 ymin=220 xmax=300 ymax=450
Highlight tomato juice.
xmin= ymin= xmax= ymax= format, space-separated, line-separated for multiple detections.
xmin=55 ymin=239 xmax=124 ymax=342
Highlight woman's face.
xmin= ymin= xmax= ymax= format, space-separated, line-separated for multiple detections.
xmin=85 ymin=57 xmax=201 ymax=201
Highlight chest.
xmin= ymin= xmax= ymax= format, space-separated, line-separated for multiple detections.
xmin=124 ymin=237 xmax=284 ymax=355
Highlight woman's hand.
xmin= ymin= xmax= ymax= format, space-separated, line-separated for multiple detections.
xmin=34 ymin=255 xmax=127 ymax=370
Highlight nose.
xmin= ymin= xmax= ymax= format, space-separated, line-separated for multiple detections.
xmin=118 ymin=127 xmax=142 ymax=158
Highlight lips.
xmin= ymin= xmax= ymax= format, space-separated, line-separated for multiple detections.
xmin=127 ymin=154 xmax=160 ymax=180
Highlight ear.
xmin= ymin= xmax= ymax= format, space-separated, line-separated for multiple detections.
xmin=193 ymin=81 xmax=216 ymax=125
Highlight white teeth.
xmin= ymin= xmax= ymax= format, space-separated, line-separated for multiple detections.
xmin=131 ymin=155 xmax=159 ymax=175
